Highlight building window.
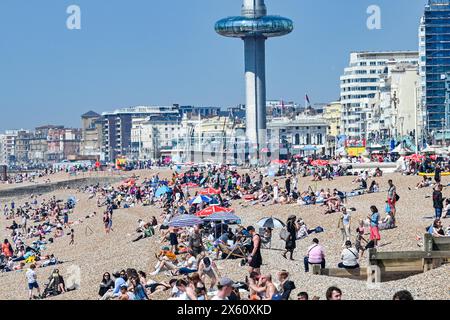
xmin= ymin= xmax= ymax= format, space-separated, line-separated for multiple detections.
xmin=294 ymin=134 xmax=300 ymax=145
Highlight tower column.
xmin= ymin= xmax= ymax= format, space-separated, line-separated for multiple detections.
xmin=244 ymin=36 xmax=267 ymax=152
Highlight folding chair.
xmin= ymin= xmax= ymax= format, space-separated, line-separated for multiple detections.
xmin=217 ymin=243 xmax=247 ymax=260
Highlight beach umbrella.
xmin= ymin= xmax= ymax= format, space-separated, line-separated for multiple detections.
xmin=311 ymin=159 xmax=329 ymax=167
xmin=155 ymin=185 xmax=171 ymax=197
xmin=168 ymin=215 xmax=203 ymax=228
xmin=203 ymin=212 xmax=241 ymax=222
xmin=195 ymin=205 xmax=234 ymax=217
xmin=199 ymin=187 xmax=221 ymax=195
xmin=188 ymin=195 xmax=214 ymax=205
xmin=67 ymin=196 xmax=76 ymax=204
xmin=406 ymin=154 xmax=424 ymax=162
xmin=257 ymin=217 xmax=286 ymax=229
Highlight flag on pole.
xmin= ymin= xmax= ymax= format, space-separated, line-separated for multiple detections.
xmin=305 ymin=94 xmax=311 ymax=106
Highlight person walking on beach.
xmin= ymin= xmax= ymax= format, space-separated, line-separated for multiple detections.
xmin=338 ymin=207 xmax=351 ymax=245
xmin=368 ymin=205 xmax=381 ymax=247
xmin=63 ymin=212 xmax=69 ymax=228
xmin=285 ymin=176 xmax=291 ymax=197
xmin=169 ymin=226 xmax=179 ymax=254
xmin=435 ymin=164 xmax=441 ymax=184
xmin=247 ymin=226 xmax=262 ymax=274
xmin=69 ymin=229 xmax=75 ymax=245
xmin=26 ymin=264 xmax=41 ymax=300
xmin=283 ymin=215 xmax=297 ymax=260
xmin=432 ymin=184 xmax=445 ymax=219
xmin=387 ymin=180 xmax=397 ymax=217
xmin=272 ymin=180 xmax=279 ymax=204
xmin=103 ymin=211 xmax=110 ymax=234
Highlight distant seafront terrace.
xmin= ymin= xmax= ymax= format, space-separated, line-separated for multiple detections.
xmin=215 ymin=15 xmax=293 ymax=38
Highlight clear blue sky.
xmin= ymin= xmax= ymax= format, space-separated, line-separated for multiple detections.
xmin=0 ymin=0 xmax=427 ymax=130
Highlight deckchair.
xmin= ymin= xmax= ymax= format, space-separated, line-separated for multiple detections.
xmin=217 ymin=243 xmax=247 ymax=260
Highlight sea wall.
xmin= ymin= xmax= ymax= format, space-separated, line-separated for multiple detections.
xmin=0 ymin=176 xmax=122 ymax=200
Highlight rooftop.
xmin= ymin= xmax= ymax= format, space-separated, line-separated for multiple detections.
xmin=81 ymin=111 xmax=101 ymax=119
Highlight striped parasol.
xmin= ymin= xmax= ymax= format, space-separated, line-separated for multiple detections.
xmin=257 ymin=217 xmax=285 ymax=229
xmin=203 ymin=212 xmax=241 ymax=222
xmin=168 ymin=215 xmax=203 ymax=228
xmin=188 ymin=195 xmax=217 ymax=205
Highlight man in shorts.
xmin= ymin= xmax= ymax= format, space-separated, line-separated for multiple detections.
xmin=26 ymin=264 xmax=41 ymax=300
xmin=387 ymin=180 xmax=397 ymax=217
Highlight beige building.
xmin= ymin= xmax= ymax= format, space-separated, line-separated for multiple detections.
xmin=0 ymin=130 xmax=18 ymax=165
xmin=323 ymin=102 xmax=342 ymax=137
xmin=80 ymin=111 xmax=103 ymax=159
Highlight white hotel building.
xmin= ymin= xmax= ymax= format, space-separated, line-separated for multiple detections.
xmin=340 ymin=51 xmax=419 ymax=139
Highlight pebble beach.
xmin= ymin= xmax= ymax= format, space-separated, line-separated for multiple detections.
xmin=0 ymin=169 xmax=449 ymax=300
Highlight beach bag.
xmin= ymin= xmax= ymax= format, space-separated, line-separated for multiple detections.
xmin=280 ymin=228 xmax=289 ymax=241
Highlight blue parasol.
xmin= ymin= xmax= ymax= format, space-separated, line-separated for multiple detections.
xmin=188 ymin=195 xmax=214 ymax=205
xmin=155 ymin=185 xmax=171 ymax=197
xmin=168 ymin=215 xmax=203 ymax=228
xmin=203 ymin=212 xmax=241 ymax=222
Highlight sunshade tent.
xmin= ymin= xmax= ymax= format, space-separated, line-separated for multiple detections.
xmin=168 ymin=215 xmax=203 ymax=227
xmin=422 ymin=145 xmax=441 ymax=153
xmin=257 ymin=217 xmax=285 ymax=229
xmin=195 ymin=205 xmax=234 ymax=217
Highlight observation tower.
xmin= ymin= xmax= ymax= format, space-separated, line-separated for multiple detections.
xmin=215 ymin=0 xmax=293 ymax=160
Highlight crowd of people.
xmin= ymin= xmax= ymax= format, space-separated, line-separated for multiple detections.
xmin=1 ymin=158 xmax=449 ymax=300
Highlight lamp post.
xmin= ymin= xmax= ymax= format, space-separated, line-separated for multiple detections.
xmin=414 ymin=81 xmax=419 ymax=155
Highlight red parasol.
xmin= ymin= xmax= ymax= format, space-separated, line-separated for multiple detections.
xmin=199 ymin=187 xmax=221 ymax=195
xmin=311 ymin=159 xmax=329 ymax=166
xmin=406 ymin=154 xmax=425 ymax=162
xmin=195 ymin=205 xmax=234 ymax=217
